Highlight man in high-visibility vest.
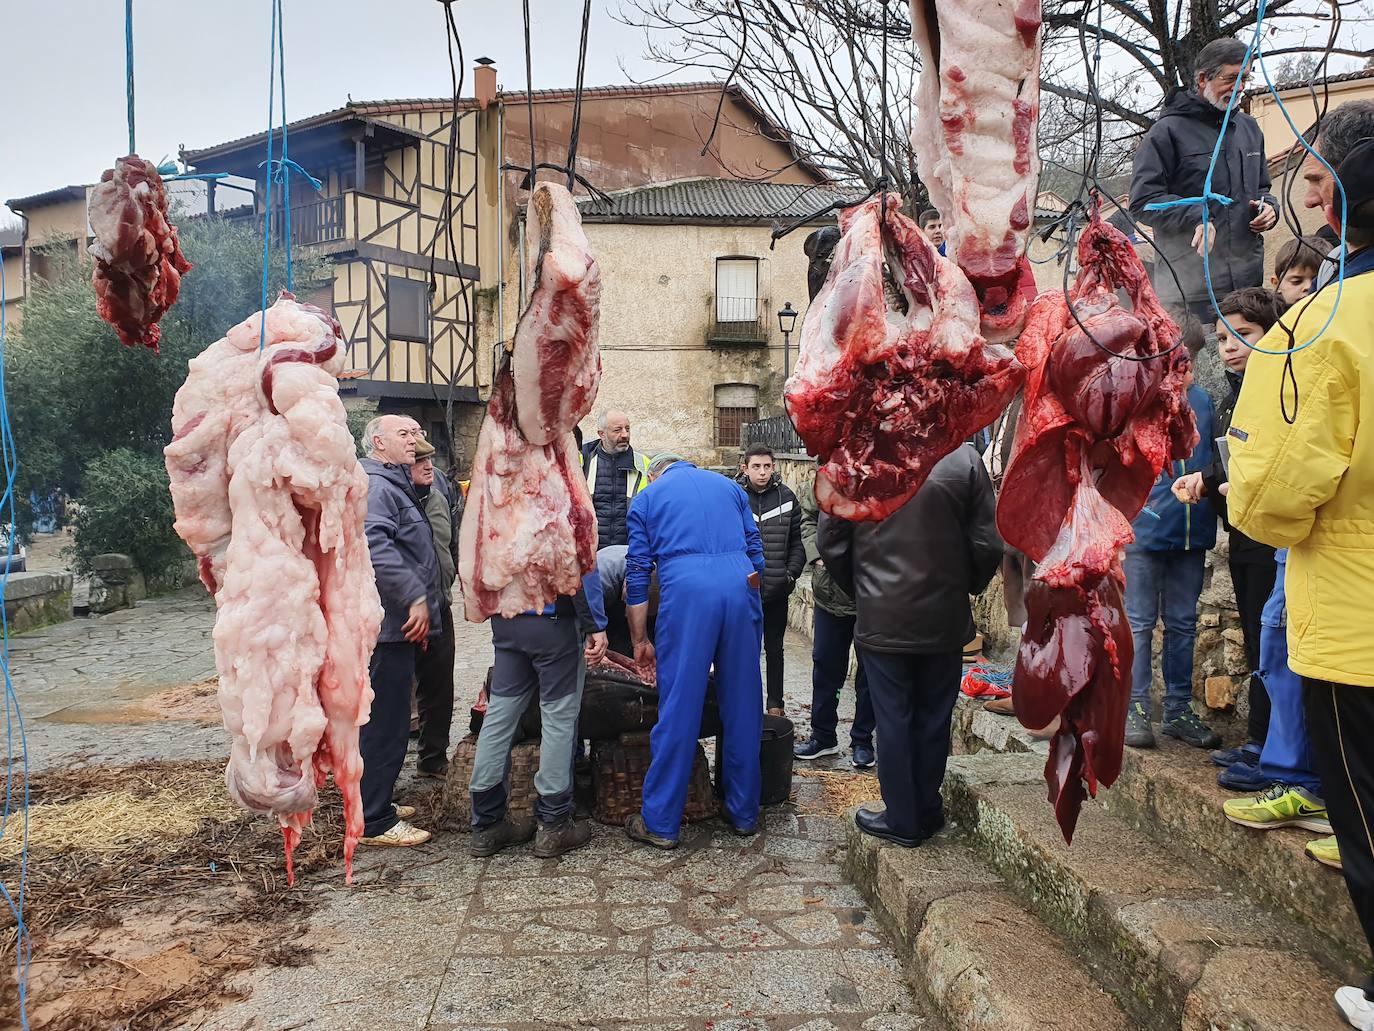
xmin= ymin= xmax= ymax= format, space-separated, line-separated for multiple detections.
xmin=581 ymin=408 xmax=652 ymax=549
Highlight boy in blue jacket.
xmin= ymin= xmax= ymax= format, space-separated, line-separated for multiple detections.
xmin=1124 ymin=322 xmax=1222 ymax=750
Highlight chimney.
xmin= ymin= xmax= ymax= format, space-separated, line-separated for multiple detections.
xmin=474 ymin=57 xmax=497 ymax=110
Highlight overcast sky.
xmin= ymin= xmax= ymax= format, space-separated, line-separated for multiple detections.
xmin=1 ymin=0 xmax=664 ymax=216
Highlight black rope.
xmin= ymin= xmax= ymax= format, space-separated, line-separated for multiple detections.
xmin=878 ymin=0 xmax=890 ymax=234
xmin=768 ymin=184 xmax=881 ymax=249
xmin=501 ymin=161 xmax=614 ymax=206
xmin=700 ymin=0 xmax=747 ymax=157
xmin=566 ymin=0 xmax=594 ymax=191
xmin=523 ymin=0 xmax=537 ymax=182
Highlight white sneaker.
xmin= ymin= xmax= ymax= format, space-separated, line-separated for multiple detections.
xmin=360 ymin=819 xmax=431 ymax=848
xmin=1336 ymin=986 xmax=1374 ymax=1030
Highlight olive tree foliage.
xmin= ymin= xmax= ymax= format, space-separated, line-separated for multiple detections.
xmin=6 ymin=215 xmax=327 ymax=574
xmin=618 ymin=0 xmax=1371 ymax=189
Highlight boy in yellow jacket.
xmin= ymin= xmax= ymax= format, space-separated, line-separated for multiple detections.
xmin=1227 ymin=102 xmax=1374 ymax=1031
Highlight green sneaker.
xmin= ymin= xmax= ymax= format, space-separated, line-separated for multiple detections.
xmin=1223 ymin=784 xmax=1332 ymax=833
xmin=1305 ymin=835 xmax=1342 ymax=870
xmin=1161 ymin=709 xmax=1222 ymax=749
xmin=1125 ymin=702 xmax=1155 ymax=748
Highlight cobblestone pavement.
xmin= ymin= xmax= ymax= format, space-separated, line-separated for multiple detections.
xmin=14 ymin=590 xmax=922 ymax=1030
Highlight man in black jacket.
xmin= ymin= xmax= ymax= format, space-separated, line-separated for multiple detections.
xmin=1130 ymin=37 xmax=1279 ymax=320
xmin=581 ymin=408 xmax=651 ymax=548
xmin=820 ymin=445 xmax=1002 ymax=847
xmin=739 ymin=444 xmax=806 ymax=715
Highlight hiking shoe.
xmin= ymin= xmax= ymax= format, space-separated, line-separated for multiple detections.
xmin=360 ymin=819 xmax=431 ymax=848
xmin=1307 ymin=835 xmax=1343 ymax=871
xmin=1125 ymin=703 xmax=1155 ymax=748
xmin=393 ymin=804 xmax=417 ymax=821
xmin=470 ymin=817 xmax=536 ymax=858
xmin=533 ymin=818 xmax=593 ymax=858
xmin=625 ymin=812 xmax=678 ymax=850
xmin=795 ymin=738 xmax=841 ymax=760
xmin=1336 ymin=985 xmax=1374 ymax=1031
xmin=1161 ymin=710 xmax=1221 ymax=749
xmin=1224 ymin=784 xmax=1332 ymax=833
xmin=416 ymin=762 xmax=449 ymax=781
xmin=728 ymin=820 xmax=758 ymax=837
xmin=1219 ymin=760 xmax=1273 ymax=792
xmin=1211 ymin=745 xmax=1261 ymax=769
xmin=851 ymin=744 xmax=876 ymax=769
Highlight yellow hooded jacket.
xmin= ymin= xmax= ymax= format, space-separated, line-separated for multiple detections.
xmin=1227 ymin=265 xmax=1374 ymax=687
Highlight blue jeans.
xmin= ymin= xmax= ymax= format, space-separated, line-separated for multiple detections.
xmin=809 ymin=607 xmax=875 ymax=748
xmin=1124 ymin=549 xmax=1207 ymax=720
xmin=1256 ymin=622 xmax=1321 ymax=794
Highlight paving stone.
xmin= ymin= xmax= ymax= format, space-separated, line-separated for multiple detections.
xmin=611 ymin=905 xmax=674 ymax=931
xmin=616 ymin=932 xmax=646 ymax=952
xmin=746 ymin=883 xmax=808 ymax=912
xmin=667 ymin=851 xmax=762 ymax=893
xmin=648 ymin=949 xmax=875 ymax=1015
xmin=512 ymin=923 xmax=610 ymax=953
xmin=479 ymin=875 xmax=598 ymax=911
xmin=541 ymin=906 xmax=599 ymax=929
xmin=604 ymin=877 xmax=683 ymax=904
xmin=467 ymin=912 xmax=531 ymax=932
xmin=653 ymin=923 xmax=712 ymax=951
xmin=861 ymin=1015 xmax=928 ymax=1030
xmin=434 ymin=955 xmax=649 ymax=1022
xmin=763 ymin=810 xmax=802 ymax=835
xmin=776 ymin=911 xmax=844 ymax=945
xmin=789 ymin=1019 xmax=841 ymax=1031
xmin=701 ymin=916 xmax=788 ymax=950
xmin=763 ymin=836 xmax=829 ymax=862
xmin=455 ymin=931 xmax=506 ymax=953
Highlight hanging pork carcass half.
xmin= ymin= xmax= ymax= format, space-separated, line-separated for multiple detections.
xmin=458 ymin=363 xmax=598 ymax=620
xmin=997 ymin=212 xmax=1197 ymax=842
xmin=164 ymin=294 xmax=381 ymax=883
xmin=511 ymin=181 xmax=602 ymax=445
xmin=910 ymin=0 xmax=1042 ymax=341
xmin=88 ymin=155 xmax=193 ymax=352
xmin=784 ymin=194 xmax=1024 ymax=521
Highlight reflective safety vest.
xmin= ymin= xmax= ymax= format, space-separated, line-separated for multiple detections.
xmin=583 ymin=449 xmax=652 ymax=500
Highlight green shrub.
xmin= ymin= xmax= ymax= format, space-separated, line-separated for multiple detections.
xmin=72 ymin=449 xmax=187 ymax=582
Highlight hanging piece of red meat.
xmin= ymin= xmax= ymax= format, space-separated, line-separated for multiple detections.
xmin=997 ymin=209 xmax=1198 ymax=842
xmin=785 ymin=195 xmax=1024 ymax=521
xmin=88 ymin=155 xmax=192 ymax=352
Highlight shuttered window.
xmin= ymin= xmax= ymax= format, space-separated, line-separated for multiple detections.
xmin=714 ymin=383 xmax=760 ymax=448
xmin=715 ymin=258 xmax=759 ymax=323
xmin=388 ymin=276 xmax=430 ymax=343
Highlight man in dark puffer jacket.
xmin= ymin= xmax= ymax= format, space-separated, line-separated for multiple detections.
xmin=738 ymin=445 xmax=805 ymax=714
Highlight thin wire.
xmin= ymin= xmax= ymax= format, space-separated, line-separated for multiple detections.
xmin=699 ymin=0 xmax=747 ymax=157
xmin=258 ymin=0 xmax=279 ymax=352
xmin=523 ymin=0 xmax=538 ymax=179
xmin=0 ymin=232 xmax=33 ymax=1031
xmin=277 ymin=0 xmax=292 ymax=293
xmin=125 ymin=0 xmax=136 ymax=154
xmin=566 ymin=0 xmax=594 ymax=191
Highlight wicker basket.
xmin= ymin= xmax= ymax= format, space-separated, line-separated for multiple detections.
xmin=437 ymin=733 xmax=540 ymax=832
xmin=591 ymin=731 xmax=719 ymax=826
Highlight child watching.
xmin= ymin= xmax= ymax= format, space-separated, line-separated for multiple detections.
xmin=1270 ymin=235 xmax=1326 ymax=311
xmin=1173 ymin=288 xmax=1280 ymax=788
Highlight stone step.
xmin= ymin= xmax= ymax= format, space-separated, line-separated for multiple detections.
xmin=950 ymin=696 xmax=1366 ymax=963
xmin=943 ymin=751 xmax=1355 ymax=1031
xmin=845 ymin=816 xmax=1132 ymax=1030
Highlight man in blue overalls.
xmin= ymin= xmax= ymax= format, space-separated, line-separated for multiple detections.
xmin=623 ymin=453 xmax=766 ymax=846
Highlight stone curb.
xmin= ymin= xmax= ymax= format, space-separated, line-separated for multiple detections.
xmin=943 ymin=753 xmax=1352 ymax=1031
xmin=844 ymin=814 xmax=1131 ymax=1030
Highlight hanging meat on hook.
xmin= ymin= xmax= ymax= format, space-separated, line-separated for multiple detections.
xmin=459 ymin=180 xmax=600 ymax=620
xmin=909 ymin=0 xmax=1042 ymax=341
xmin=784 ymin=194 xmax=1024 ymax=521
xmin=997 ymin=211 xmax=1198 ymax=842
xmin=511 ymin=181 xmax=602 ymax=445
xmin=89 ymin=155 xmax=192 ymax=352
xmin=165 ymin=294 xmax=381 ymax=883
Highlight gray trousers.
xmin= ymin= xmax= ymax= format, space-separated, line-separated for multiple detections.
xmin=470 ymin=614 xmax=584 ymax=828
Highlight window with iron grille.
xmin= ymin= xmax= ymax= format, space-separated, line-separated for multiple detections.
xmin=387 ymin=275 xmax=430 ymax=343
xmin=714 ymin=383 xmax=760 ymax=448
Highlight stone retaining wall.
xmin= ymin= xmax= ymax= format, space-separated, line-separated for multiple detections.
xmin=5 ymin=571 xmax=73 ymax=633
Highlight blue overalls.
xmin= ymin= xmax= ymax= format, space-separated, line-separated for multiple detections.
xmin=626 ymin=462 xmax=766 ymax=837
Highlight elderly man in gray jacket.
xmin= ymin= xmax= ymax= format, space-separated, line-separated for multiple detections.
xmin=358 ymin=414 xmax=441 ymax=848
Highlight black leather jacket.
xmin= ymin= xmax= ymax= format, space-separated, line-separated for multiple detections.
xmin=818 ymin=446 xmax=1002 ymax=654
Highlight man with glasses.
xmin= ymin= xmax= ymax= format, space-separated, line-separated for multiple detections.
xmin=1130 ymin=38 xmax=1279 ymax=322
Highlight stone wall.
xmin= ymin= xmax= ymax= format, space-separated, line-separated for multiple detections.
xmin=5 ymin=571 xmax=72 ymax=633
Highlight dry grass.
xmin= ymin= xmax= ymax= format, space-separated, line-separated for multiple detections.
xmin=0 ymin=760 xmax=348 ymax=1030
xmin=791 ymin=768 xmax=882 ymax=816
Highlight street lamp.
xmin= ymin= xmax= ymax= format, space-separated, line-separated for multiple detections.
xmin=778 ymin=301 xmax=798 ymax=380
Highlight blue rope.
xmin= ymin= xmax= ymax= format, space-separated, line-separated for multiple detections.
xmin=0 ymin=236 xmax=33 ymax=1031
xmin=1143 ymin=0 xmax=1347 ymax=357
xmin=256 ymin=0 xmax=320 ymax=350
xmin=125 ymin=0 xmax=135 ymax=154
